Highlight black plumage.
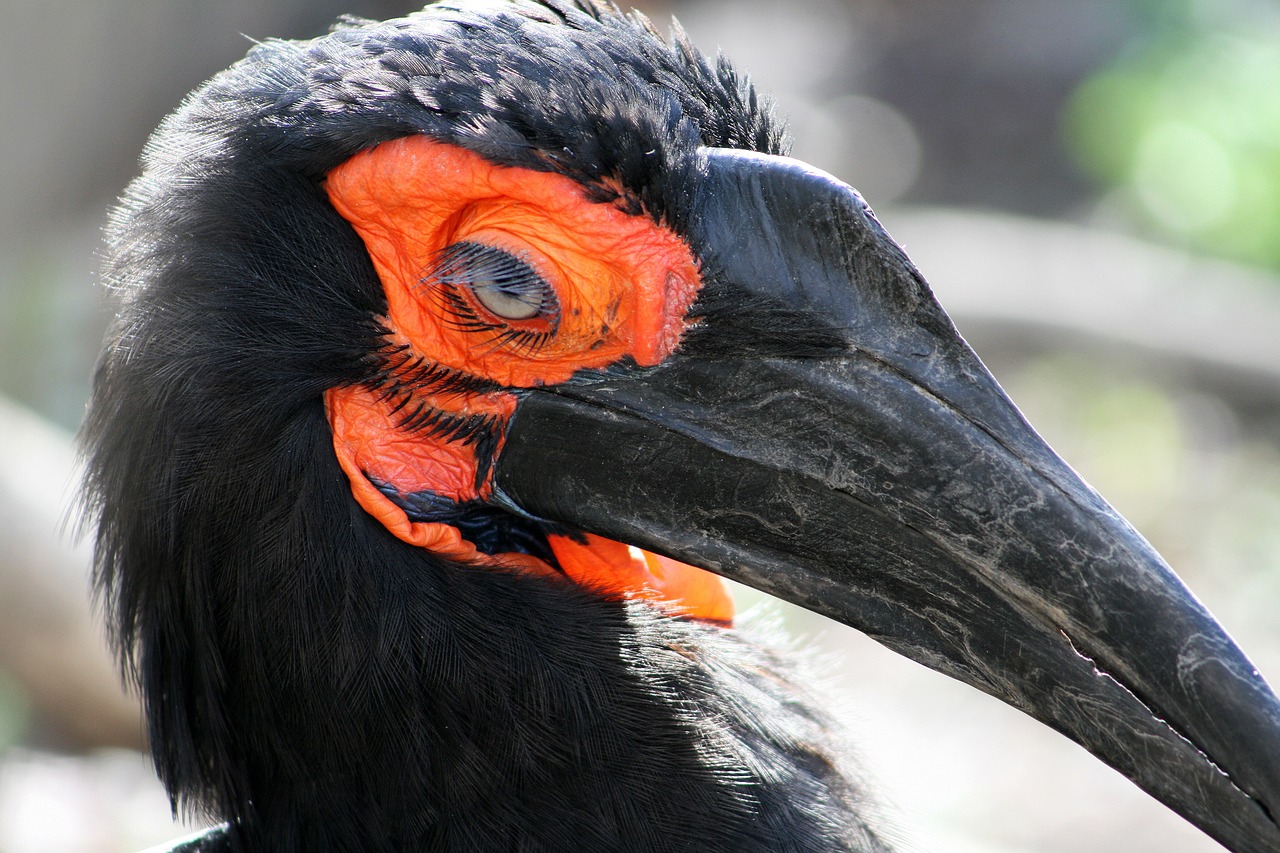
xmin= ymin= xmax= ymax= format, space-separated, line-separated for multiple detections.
xmin=83 ymin=2 xmax=1280 ymax=851
xmin=82 ymin=2 xmax=887 ymax=850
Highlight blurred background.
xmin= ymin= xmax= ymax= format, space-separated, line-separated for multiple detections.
xmin=3 ymin=0 xmax=1279 ymax=850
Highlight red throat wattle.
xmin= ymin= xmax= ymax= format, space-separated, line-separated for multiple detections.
xmin=323 ymin=136 xmax=733 ymax=624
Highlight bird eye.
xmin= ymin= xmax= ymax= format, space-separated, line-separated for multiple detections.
xmin=473 ymin=280 xmax=542 ymax=321
xmin=433 ymin=241 xmax=556 ymax=323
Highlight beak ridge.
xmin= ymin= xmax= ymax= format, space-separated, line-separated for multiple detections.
xmin=495 ymin=148 xmax=1280 ymax=852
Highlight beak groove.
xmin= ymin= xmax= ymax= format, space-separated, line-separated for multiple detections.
xmin=494 ymin=148 xmax=1280 ymax=852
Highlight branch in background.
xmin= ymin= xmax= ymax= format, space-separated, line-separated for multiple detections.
xmin=0 ymin=394 xmax=143 ymax=751
xmin=892 ymin=208 xmax=1280 ymax=416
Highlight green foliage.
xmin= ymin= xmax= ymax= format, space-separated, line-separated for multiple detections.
xmin=0 ymin=668 xmax=31 ymax=751
xmin=1065 ymin=1 xmax=1280 ymax=270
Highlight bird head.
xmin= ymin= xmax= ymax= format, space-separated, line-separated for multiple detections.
xmin=82 ymin=1 xmax=1280 ymax=850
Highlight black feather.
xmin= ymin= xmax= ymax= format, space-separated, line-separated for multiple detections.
xmin=80 ymin=2 xmax=888 ymax=850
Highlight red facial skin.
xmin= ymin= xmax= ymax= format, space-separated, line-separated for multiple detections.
xmin=325 ymin=136 xmax=733 ymax=624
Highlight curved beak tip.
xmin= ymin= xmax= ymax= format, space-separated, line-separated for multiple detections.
xmin=496 ymin=147 xmax=1280 ymax=852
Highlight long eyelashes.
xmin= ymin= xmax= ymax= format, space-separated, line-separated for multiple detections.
xmin=426 ymin=241 xmax=560 ymax=357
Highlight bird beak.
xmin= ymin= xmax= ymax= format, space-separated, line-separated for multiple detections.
xmin=493 ymin=148 xmax=1280 ymax=851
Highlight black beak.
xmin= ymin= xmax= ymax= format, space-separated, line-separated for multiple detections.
xmin=494 ymin=148 xmax=1280 ymax=852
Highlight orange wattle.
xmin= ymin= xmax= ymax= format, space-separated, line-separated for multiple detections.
xmin=323 ymin=135 xmax=730 ymax=623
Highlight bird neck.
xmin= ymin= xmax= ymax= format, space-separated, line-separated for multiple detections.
xmin=179 ymin=536 xmax=882 ymax=851
xmin=121 ymin=403 xmax=881 ymax=849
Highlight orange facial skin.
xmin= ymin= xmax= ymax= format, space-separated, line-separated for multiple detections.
xmin=324 ymin=136 xmax=732 ymax=623
xmin=327 ymin=382 xmax=516 ymax=562
xmin=325 ymin=136 xmax=699 ymax=385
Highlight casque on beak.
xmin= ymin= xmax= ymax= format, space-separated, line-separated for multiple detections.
xmin=495 ymin=148 xmax=1280 ymax=853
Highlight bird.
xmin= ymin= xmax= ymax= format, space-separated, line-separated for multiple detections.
xmin=79 ymin=1 xmax=1280 ymax=851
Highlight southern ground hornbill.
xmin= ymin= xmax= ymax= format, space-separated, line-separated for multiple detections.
xmin=81 ymin=1 xmax=1280 ymax=850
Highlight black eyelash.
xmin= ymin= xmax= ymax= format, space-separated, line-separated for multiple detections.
xmin=367 ymin=342 xmax=506 ymax=400
xmin=425 ymin=241 xmax=560 ymax=356
xmin=364 ymin=243 xmax=560 ymax=461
